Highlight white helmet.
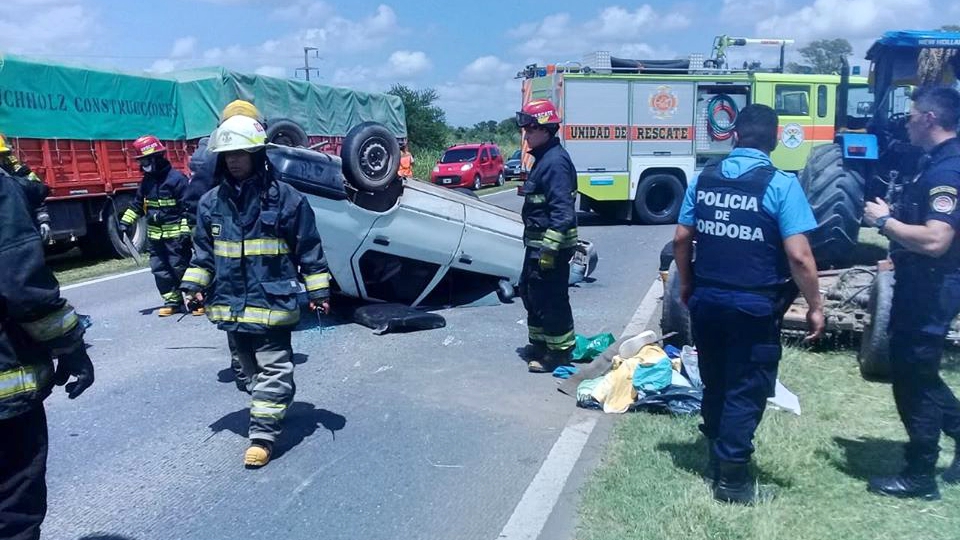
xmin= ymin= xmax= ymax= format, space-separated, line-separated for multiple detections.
xmin=209 ymin=115 xmax=267 ymax=153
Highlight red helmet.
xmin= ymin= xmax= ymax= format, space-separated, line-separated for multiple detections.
xmin=132 ymin=135 xmax=166 ymax=159
xmin=516 ymin=99 xmax=561 ymax=128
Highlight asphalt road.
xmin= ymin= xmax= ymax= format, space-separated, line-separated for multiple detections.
xmin=41 ymin=189 xmax=674 ymax=540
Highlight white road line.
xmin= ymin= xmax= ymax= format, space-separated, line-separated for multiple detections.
xmin=496 ymin=277 xmax=663 ymax=540
xmin=61 ymin=267 xmax=151 ymax=291
xmin=480 ymin=188 xmax=519 ymax=199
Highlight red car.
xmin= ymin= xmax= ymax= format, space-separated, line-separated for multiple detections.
xmin=430 ymin=142 xmax=505 ymax=190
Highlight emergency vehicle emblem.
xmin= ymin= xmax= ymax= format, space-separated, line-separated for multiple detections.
xmin=211 ymin=224 xmax=221 ymax=237
xmin=932 ymin=194 xmax=957 ymax=213
xmin=649 ymin=86 xmax=678 ymax=119
xmin=780 ymin=123 xmax=804 ymax=149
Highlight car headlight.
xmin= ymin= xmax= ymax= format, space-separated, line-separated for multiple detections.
xmin=432 ymin=165 xmax=440 ymax=173
xmin=460 ymin=163 xmax=473 ymax=172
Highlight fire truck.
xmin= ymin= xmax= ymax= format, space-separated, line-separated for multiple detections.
xmin=518 ymin=36 xmax=871 ymax=232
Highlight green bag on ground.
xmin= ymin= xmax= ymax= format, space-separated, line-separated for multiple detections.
xmin=572 ymin=333 xmax=616 ymax=362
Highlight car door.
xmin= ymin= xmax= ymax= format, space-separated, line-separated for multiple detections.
xmin=351 ymin=182 xmax=466 ymax=306
xmin=477 ymin=147 xmax=491 ymax=184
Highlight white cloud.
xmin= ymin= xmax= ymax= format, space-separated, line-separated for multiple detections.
xmin=0 ymin=1 xmax=98 ymax=55
xmin=331 ymin=50 xmax=431 ymax=86
xmin=385 ymin=51 xmax=432 ymax=77
xmin=460 ymin=56 xmax=514 ymax=84
xmin=147 ymin=59 xmax=178 ymax=73
xmin=170 ymin=37 xmax=197 ymax=58
xmin=437 ymin=79 xmax=520 ymax=127
xmin=255 ymin=65 xmax=288 ymax=78
xmin=271 ymin=1 xmax=334 ymax=22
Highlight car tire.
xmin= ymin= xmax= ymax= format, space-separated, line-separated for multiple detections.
xmin=660 ymin=262 xmax=692 ymax=348
xmin=858 ymin=268 xmax=894 ymax=381
xmin=633 ymin=173 xmax=684 ymax=224
xmin=473 ymin=174 xmax=482 ymax=190
xmin=265 ymin=118 xmax=308 ymax=147
xmin=496 ymin=171 xmax=505 ymax=187
xmin=342 ymin=122 xmax=400 ymax=192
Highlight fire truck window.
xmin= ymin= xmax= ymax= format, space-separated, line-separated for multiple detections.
xmin=817 ymin=85 xmax=828 ymax=118
xmin=775 ymin=85 xmax=810 ymax=116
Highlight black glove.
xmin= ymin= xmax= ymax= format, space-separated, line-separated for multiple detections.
xmin=53 ymin=346 xmax=95 ymax=399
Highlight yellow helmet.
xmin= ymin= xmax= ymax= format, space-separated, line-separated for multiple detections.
xmin=0 ymin=134 xmax=10 ymax=154
xmin=220 ymin=100 xmax=262 ymax=123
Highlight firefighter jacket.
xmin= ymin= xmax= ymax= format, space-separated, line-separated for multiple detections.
xmin=184 ymin=138 xmax=218 ymax=229
xmin=0 ymin=169 xmax=85 ymax=420
xmin=1 ymin=154 xmax=50 ymax=228
xmin=520 ymin=137 xmax=578 ymax=254
xmin=120 ymin=158 xmax=191 ymax=241
xmin=180 ymin=166 xmax=331 ymax=333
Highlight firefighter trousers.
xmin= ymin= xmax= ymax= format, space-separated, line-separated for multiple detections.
xmin=229 ymin=330 xmax=295 ymax=443
xmin=148 ymin=237 xmax=192 ymax=306
xmin=0 ymin=404 xmax=47 ymax=540
xmin=226 ymin=332 xmax=251 ymax=392
xmin=520 ymin=248 xmax=575 ymax=352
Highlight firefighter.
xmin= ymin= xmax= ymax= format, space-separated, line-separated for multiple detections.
xmin=673 ymin=104 xmax=824 ymax=504
xmin=185 ymin=100 xmax=265 ymax=393
xmin=863 ymin=86 xmax=960 ymax=500
xmin=398 ymin=142 xmax=414 ymax=180
xmin=0 ymin=167 xmax=94 ymax=540
xmin=515 ymin=99 xmax=578 ymax=373
xmin=119 ymin=135 xmax=195 ymax=317
xmin=180 ymin=115 xmax=331 ymax=468
xmin=0 ymin=134 xmax=52 ymax=243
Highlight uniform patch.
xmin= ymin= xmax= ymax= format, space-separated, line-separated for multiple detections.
xmin=211 ymin=223 xmax=222 ymax=237
xmin=929 ymin=185 xmax=958 ymax=196
xmin=931 ymin=194 xmax=957 ymax=213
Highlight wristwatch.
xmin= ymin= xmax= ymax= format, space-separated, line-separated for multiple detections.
xmin=875 ymin=215 xmax=891 ymax=233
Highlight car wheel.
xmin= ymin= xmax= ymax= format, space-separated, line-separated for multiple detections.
xmin=473 ymin=174 xmax=482 ymax=190
xmin=341 ymin=122 xmax=400 ymax=192
xmin=265 ymin=118 xmax=308 ymax=147
xmin=496 ymin=171 xmax=505 ymax=187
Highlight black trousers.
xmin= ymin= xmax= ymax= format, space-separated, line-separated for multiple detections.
xmin=689 ymin=292 xmax=780 ymax=463
xmin=0 ymin=405 xmax=48 ymax=540
xmin=519 ymin=248 xmax=575 ymax=352
xmin=148 ymin=237 xmax=192 ymax=305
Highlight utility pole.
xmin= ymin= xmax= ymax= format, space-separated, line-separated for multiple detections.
xmin=296 ymin=46 xmax=320 ymax=82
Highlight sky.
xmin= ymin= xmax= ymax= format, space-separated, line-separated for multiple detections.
xmin=1 ymin=0 xmax=958 ymax=126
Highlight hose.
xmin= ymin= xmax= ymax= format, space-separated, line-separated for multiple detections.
xmin=706 ymin=94 xmax=738 ymax=141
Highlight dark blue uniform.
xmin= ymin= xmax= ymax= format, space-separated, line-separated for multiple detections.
xmin=887 ymin=137 xmax=960 ymax=476
xmin=520 ymin=136 xmax=578 ymax=358
xmin=678 ymin=148 xmax=816 ymax=466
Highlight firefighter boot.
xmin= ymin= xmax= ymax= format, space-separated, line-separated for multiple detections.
xmin=158 ymin=304 xmax=183 ymax=317
xmin=528 ymin=347 xmax=571 ymax=374
xmin=244 ymin=440 xmax=273 ymax=469
xmin=943 ymin=445 xmax=960 ymax=484
xmin=713 ymin=461 xmax=776 ymax=505
xmin=192 ymin=306 xmax=206 ymax=316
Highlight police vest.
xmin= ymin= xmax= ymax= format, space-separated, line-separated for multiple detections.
xmin=693 ymin=163 xmax=788 ymax=291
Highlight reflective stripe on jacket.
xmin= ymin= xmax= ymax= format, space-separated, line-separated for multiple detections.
xmin=181 ymin=167 xmax=330 ymax=333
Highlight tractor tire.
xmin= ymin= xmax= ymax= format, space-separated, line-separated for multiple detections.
xmin=341 ymin=122 xmax=400 ymax=192
xmin=799 ymin=144 xmax=865 ymax=268
xmin=660 ymin=262 xmax=693 ymax=348
xmin=858 ymin=268 xmax=894 ymax=381
xmin=265 ymin=119 xmax=308 ymax=147
xmin=633 ymin=173 xmax=684 ymax=224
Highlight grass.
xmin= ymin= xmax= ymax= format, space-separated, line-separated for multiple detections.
xmin=49 ymin=249 xmax=142 ymax=285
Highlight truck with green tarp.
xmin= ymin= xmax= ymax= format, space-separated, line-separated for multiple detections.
xmin=0 ymin=54 xmax=406 ymax=256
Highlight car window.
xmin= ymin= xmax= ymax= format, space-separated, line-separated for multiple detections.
xmin=510 ymin=150 xmax=521 ymax=161
xmin=490 ymin=147 xmax=500 ymax=158
xmin=441 ymin=148 xmax=478 ymax=163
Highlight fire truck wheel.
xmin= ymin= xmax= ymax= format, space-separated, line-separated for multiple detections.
xmin=265 ymin=119 xmax=308 ymax=147
xmin=800 ymin=143 xmax=865 ymax=268
xmin=634 ymin=173 xmax=684 ymax=224
xmin=342 ymin=122 xmax=400 ymax=192
xmin=858 ymin=268 xmax=893 ymax=381
xmin=660 ymin=262 xmax=692 ymax=348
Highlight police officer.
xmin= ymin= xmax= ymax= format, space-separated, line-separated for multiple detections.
xmin=0 ymin=167 xmax=94 ymax=540
xmin=515 ymin=99 xmax=578 ymax=373
xmin=673 ymin=104 xmax=824 ymax=504
xmin=180 ymin=115 xmax=331 ymax=468
xmin=864 ymin=86 xmax=960 ymax=500
xmin=0 ymin=134 xmax=52 ymax=243
xmin=120 ymin=135 xmax=194 ymax=317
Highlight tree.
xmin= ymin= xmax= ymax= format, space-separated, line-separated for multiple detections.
xmin=387 ymin=84 xmax=448 ymax=151
xmin=786 ymin=38 xmax=853 ymax=74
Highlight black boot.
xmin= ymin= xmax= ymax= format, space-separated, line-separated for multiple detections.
xmin=941 ymin=446 xmax=960 ymax=485
xmin=867 ymin=473 xmax=940 ymax=500
xmin=528 ymin=347 xmax=571 ymax=373
xmin=703 ymin=441 xmax=718 ymax=485
xmin=713 ymin=461 xmax=775 ymax=504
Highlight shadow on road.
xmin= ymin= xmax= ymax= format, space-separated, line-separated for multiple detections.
xmin=79 ymin=535 xmax=137 ymax=540
xmin=208 ymin=401 xmax=347 ymax=461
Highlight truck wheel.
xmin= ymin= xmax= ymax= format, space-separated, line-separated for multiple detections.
xmin=633 ymin=173 xmax=684 ymax=224
xmin=800 ymin=144 xmax=865 ymax=268
xmin=342 ymin=122 xmax=400 ymax=192
xmin=266 ymin=119 xmax=308 ymax=147
xmin=660 ymin=262 xmax=692 ymax=348
xmin=858 ymin=268 xmax=894 ymax=381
